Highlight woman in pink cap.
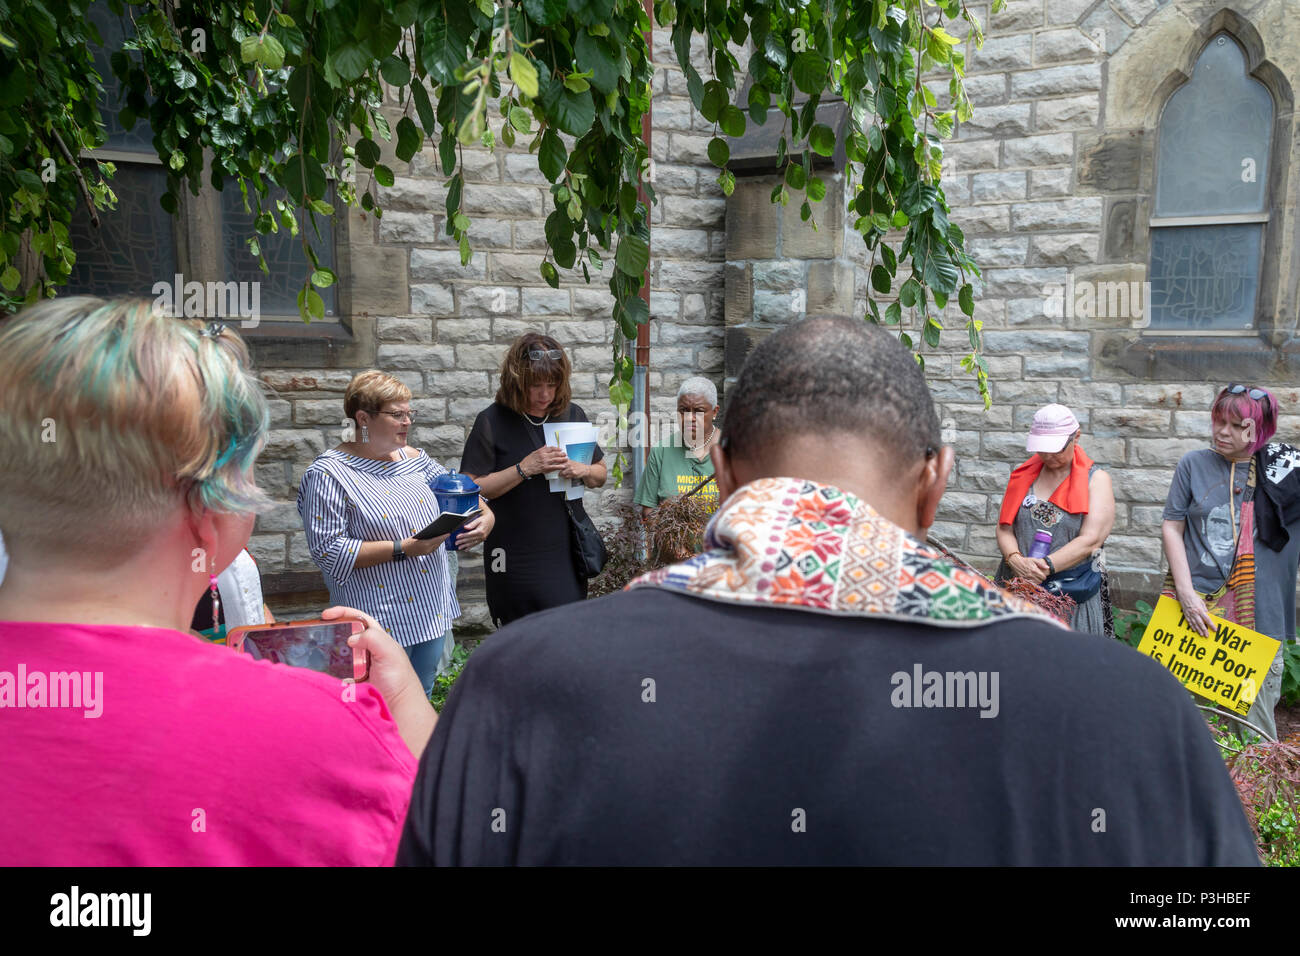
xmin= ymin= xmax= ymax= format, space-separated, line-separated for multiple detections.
xmin=994 ymin=404 xmax=1116 ymax=636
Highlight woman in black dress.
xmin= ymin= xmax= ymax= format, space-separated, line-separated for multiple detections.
xmin=460 ymin=332 xmax=607 ymax=627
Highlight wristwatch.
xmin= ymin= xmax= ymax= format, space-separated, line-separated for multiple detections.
xmin=392 ymin=538 xmax=407 ymax=562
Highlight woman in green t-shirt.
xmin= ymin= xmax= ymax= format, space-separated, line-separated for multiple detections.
xmin=636 ymin=376 xmax=721 ymax=518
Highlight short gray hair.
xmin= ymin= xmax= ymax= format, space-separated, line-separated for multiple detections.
xmin=676 ymin=376 xmax=718 ymax=407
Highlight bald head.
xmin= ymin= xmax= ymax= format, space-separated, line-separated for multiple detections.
xmin=722 ymin=316 xmax=941 ymax=467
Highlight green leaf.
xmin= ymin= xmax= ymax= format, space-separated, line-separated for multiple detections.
xmin=460 ymin=234 xmax=473 ymax=266
xmin=871 ymin=265 xmax=891 ymax=294
xmin=784 ymin=161 xmax=806 ymax=190
xmin=509 ymin=106 xmax=533 ymax=133
xmin=540 ymin=260 xmax=559 ymax=288
xmin=240 ymin=34 xmax=286 ymax=70
xmin=0 ymin=265 xmax=19 ymax=290
xmin=411 ymin=82 xmax=437 ymax=134
xmin=808 ymin=123 xmax=836 ymax=157
xmin=554 ymin=238 xmax=577 ymax=269
xmin=624 ymin=294 xmax=649 ymax=325
xmin=575 ymin=30 xmax=619 ymax=94
xmin=522 ymin=0 xmax=566 ymax=25
xmin=615 ymin=234 xmax=650 ymax=277
xmin=510 ymin=53 xmax=539 ymax=99
xmin=395 ymin=117 xmax=423 ymax=162
xmin=380 ymin=56 xmax=411 ymax=87
xmin=718 ymin=105 xmax=745 ymax=138
xmin=355 ymin=138 xmax=381 ymax=169
xmin=374 ymin=164 xmax=395 ymax=188
xmin=701 ymin=81 xmax=727 ymax=123
xmin=707 ymin=137 xmax=730 ymax=167
xmin=309 ymin=199 xmax=335 ymax=216
xmin=899 ymin=278 xmax=918 ymax=308
xmin=747 ymin=83 xmax=771 ymax=125
xmin=310 ymin=268 xmax=337 ymax=288
xmin=539 ymin=128 xmax=567 ymax=182
xmin=791 ymin=53 xmax=827 ymax=96
xmin=540 ymin=75 xmax=595 ymax=137
xmin=329 ymin=42 xmax=371 ymax=82
xmin=563 ymin=73 xmax=591 ymax=93
xmin=959 ymin=283 xmax=975 ymax=317
xmin=883 ymin=301 xmax=902 ymax=325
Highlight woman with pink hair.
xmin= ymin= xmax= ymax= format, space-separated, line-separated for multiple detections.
xmin=1162 ymin=384 xmax=1300 ymax=740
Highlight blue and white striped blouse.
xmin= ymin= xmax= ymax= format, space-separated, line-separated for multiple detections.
xmin=296 ymin=448 xmax=460 ymax=648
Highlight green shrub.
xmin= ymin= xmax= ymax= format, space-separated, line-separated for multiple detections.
xmin=429 ymin=643 xmax=472 ymax=713
xmin=1111 ymin=600 xmax=1153 ymax=649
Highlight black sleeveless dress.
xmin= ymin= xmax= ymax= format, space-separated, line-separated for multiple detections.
xmin=460 ymin=401 xmax=605 ymax=627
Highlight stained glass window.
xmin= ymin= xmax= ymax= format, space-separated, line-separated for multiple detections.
xmin=1148 ymin=224 xmax=1262 ymax=331
xmin=66 ymin=4 xmax=175 ymax=298
xmin=65 ymin=164 xmax=178 ymax=297
xmin=1149 ymin=34 xmax=1272 ymax=331
xmin=220 ymin=188 xmax=337 ymax=317
xmin=67 ymin=2 xmax=339 ymax=322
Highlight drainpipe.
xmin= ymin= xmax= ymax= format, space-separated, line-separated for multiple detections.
xmin=631 ymin=0 xmax=653 ymax=493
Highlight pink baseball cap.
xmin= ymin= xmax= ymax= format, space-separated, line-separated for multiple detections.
xmin=1026 ymin=404 xmax=1080 ymax=453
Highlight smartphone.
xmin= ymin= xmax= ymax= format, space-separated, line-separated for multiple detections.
xmin=226 ymin=619 xmax=369 ymax=681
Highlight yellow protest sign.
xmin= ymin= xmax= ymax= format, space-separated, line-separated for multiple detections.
xmin=1136 ymin=595 xmax=1281 ymax=715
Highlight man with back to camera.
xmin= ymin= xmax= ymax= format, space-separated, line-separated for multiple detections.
xmin=398 ymin=316 xmax=1258 ymax=866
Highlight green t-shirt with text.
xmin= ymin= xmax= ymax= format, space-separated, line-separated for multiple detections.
xmin=634 ymin=438 xmax=719 ymax=513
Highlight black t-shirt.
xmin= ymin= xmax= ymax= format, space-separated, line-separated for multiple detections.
xmin=397 ymin=588 xmax=1258 ymax=866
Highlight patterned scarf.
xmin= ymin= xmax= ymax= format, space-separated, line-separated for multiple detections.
xmin=627 ymin=477 xmax=1063 ymax=628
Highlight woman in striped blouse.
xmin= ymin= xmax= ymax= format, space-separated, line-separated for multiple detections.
xmin=297 ymin=371 xmax=493 ymax=696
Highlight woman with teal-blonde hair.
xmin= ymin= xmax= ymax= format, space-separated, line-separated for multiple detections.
xmin=0 ymin=297 xmax=435 ymax=865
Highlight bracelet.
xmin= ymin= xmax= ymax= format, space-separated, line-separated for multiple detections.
xmin=515 ymin=461 xmax=529 ymax=480
xmin=1043 ymin=555 xmax=1056 ymax=574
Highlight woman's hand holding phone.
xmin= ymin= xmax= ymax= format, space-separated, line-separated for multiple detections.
xmin=320 ymin=605 xmax=437 ymax=759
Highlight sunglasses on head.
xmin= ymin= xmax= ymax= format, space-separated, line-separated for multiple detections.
xmin=528 ymin=348 xmax=563 ymax=362
xmin=1226 ymin=384 xmax=1270 ymax=410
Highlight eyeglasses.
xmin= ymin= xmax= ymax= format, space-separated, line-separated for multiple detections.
xmin=377 ymin=410 xmax=415 ymax=424
xmin=528 ymin=349 xmax=563 ymax=362
xmin=1226 ymin=384 xmax=1271 ymax=410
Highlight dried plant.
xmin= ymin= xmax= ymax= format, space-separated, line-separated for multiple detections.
xmin=590 ymin=487 xmax=713 ymax=598
xmin=999 ymin=577 xmax=1078 ymax=625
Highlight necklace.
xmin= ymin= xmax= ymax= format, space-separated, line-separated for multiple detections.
xmin=688 ymin=426 xmax=717 ymax=455
xmin=522 ymin=410 xmax=550 ymax=426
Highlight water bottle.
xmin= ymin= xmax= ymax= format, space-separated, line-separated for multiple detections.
xmin=1027 ymin=530 xmax=1053 ymax=560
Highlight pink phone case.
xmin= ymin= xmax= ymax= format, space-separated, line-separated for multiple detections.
xmin=227 ymin=619 xmax=370 ymax=681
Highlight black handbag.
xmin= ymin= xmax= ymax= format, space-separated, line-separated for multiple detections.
xmin=565 ymin=500 xmax=608 ymax=579
xmin=1044 ymin=560 xmax=1103 ymax=603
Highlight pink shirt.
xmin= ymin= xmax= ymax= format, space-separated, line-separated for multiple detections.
xmin=0 ymin=620 xmax=417 ymax=865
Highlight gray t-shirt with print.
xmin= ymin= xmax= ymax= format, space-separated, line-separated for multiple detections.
xmin=1163 ymin=448 xmax=1300 ymax=644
